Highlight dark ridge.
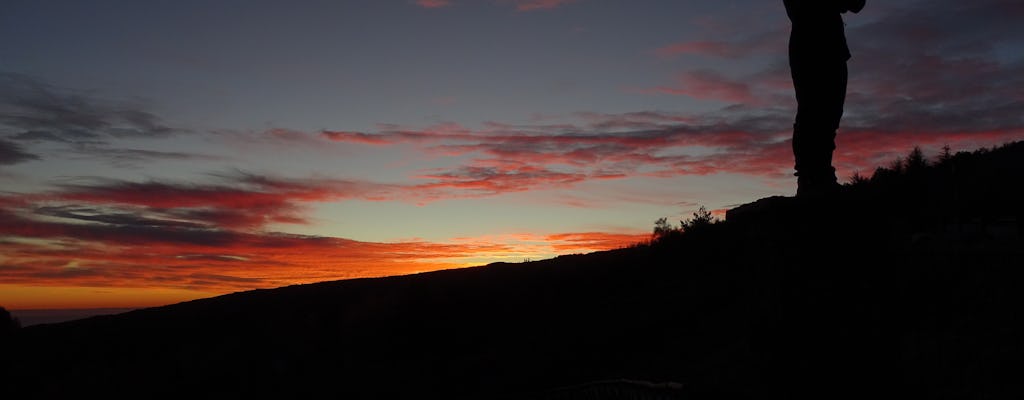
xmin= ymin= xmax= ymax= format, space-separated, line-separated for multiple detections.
xmin=4 ymin=141 xmax=1023 ymax=400
xmin=7 ymin=308 xmax=137 ymax=327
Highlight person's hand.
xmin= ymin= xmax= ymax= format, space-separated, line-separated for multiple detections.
xmin=841 ymin=0 xmax=866 ymax=14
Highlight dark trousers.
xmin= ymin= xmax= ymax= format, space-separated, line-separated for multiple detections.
xmin=790 ymin=57 xmax=848 ymax=183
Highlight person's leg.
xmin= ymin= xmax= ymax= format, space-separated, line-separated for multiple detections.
xmin=791 ymin=59 xmax=847 ymax=196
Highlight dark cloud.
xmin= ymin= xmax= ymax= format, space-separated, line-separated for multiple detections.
xmin=0 ymin=73 xmax=180 ymax=144
xmin=417 ymin=164 xmax=588 ymax=196
xmin=25 ymin=171 xmax=411 ymax=231
xmin=853 ymin=0 xmax=1023 ymax=58
xmin=842 ymin=0 xmax=1024 ymax=139
xmin=0 ymin=138 xmax=39 ymax=165
xmin=47 ymin=176 xmax=318 ymax=229
xmin=33 ymin=205 xmax=208 ymax=229
xmin=0 ymin=206 xmax=239 ymax=247
xmin=0 ymin=73 xmax=209 ymax=168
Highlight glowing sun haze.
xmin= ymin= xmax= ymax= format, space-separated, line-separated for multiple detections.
xmin=1 ymin=0 xmax=1022 ymax=309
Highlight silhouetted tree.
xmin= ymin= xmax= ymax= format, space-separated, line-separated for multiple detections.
xmin=652 ymin=217 xmax=676 ymax=240
xmin=905 ymin=146 xmax=928 ymax=173
xmin=937 ymin=145 xmax=952 ymax=165
xmin=849 ymin=171 xmax=868 ymax=186
xmin=652 ymin=205 xmax=719 ymax=243
xmin=888 ymin=157 xmax=905 ymax=175
xmin=680 ymin=206 xmax=715 ymax=233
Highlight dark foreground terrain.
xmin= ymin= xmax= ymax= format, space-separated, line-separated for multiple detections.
xmin=4 ymin=142 xmax=1023 ymax=399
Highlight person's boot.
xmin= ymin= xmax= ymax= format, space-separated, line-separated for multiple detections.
xmin=794 ymin=131 xmax=840 ymax=198
xmin=796 ymin=168 xmax=840 ymax=198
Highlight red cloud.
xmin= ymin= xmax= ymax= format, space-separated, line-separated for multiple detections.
xmin=320 ymin=114 xmax=796 ymax=190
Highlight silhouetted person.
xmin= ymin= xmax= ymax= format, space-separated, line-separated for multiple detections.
xmin=785 ymin=0 xmax=865 ymax=197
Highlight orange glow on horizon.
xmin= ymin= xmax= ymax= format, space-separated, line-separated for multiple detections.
xmin=0 ymin=230 xmax=649 ymax=310
xmin=0 ymin=285 xmax=218 ymax=310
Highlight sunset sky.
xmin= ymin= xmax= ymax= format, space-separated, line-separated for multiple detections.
xmin=2 ymin=0 xmax=1023 ymax=310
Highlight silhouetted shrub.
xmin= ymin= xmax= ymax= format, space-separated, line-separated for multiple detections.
xmin=651 ymin=205 xmax=719 ymax=244
xmin=848 ymin=171 xmax=869 ymax=186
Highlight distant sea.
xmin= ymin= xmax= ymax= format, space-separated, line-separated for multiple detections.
xmin=11 ymin=308 xmax=137 ymax=327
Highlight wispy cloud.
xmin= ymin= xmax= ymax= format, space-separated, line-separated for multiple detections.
xmin=831 ymin=0 xmax=1024 ymax=167
xmin=323 ymin=89 xmax=1021 ymax=189
xmin=0 ymin=73 xmax=181 ymax=144
xmin=416 ymin=163 xmax=590 ymax=196
xmin=64 ymin=145 xmax=222 ymax=168
xmin=0 ymin=138 xmax=39 ymax=166
xmin=322 ymin=111 xmax=796 ymax=187
xmin=0 ymin=73 xmax=210 ymax=168
xmin=509 ymin=0 xmax=579 ymax=12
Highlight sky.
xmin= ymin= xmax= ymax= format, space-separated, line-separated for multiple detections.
xmin=1 ymin=0 xmax=1023 ymax=310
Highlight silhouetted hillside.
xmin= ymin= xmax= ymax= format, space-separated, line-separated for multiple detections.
xmin=5 ymin=142 xmax=1023 ymax=399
